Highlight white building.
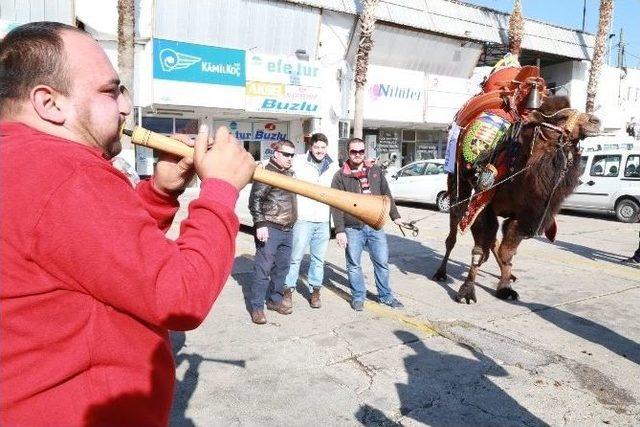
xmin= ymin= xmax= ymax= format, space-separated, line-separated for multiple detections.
xmin=5 ymin=0 xmax=638 ymax=173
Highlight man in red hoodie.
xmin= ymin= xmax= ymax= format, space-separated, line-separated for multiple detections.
xmin=0 ymin=22 xmax=256 ymax=426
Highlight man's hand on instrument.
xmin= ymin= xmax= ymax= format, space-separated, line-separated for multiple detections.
xmin=256 ymin=227 xmax=269 ymax=243
xmin=152 ymin=133 xmax=201 ymax=195
xmin=194 ymin=125 xmax=256 ymax=191
xmin=336 ymin=232 xmax=348 ymax=249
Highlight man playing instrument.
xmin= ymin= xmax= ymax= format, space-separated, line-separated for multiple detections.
xmin=0 ymin=22 xmax=255 ymax=426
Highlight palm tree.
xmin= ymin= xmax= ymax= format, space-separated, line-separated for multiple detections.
xmin=118 ymin=0 xmax=135 ymax=149
xmin=353 ymin=0 xmax=379 ymax=139
xmin=586 ymin=0 xmax=614 ymax=113
xmin=508 ymin=0 xmax=524 ymax=57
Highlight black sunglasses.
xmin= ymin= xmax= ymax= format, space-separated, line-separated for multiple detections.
xmin=349 ymin=149 xmax=366 ymax=155
xmin=278 ymin=150 xmax=295 ymax=158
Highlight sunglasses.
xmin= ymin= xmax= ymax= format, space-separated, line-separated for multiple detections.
xmin=278 ymin=151 xmax=295 ymax=158
xmin=349 ymin=149 xmax=366 ymax=156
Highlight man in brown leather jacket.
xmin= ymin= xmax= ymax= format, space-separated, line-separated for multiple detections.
xmin=248 ymin=140 xmax=297 ymax=324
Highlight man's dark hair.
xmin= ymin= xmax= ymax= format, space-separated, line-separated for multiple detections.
xmin=309 ymin=133 xmax=328 ymax=145
xmin=274 ymin=139 xmax=295 ymax=150
xmin=0 ymin=21 xmax=85 ymax=111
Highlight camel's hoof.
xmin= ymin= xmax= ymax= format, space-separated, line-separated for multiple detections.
xmin=496 ymin=287 xmax=519 ymax=300
xmin=455 ymin=282 xmax=477 ymax=304
xmin=432 ymin=270 xmax=448 ymax=282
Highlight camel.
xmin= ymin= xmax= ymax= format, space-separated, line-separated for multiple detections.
xmin=433 ymin=96 xmax=601 ymax=303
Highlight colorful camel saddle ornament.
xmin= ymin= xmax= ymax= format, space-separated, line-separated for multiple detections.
xmin=445 ymin=54 xmax=549 ymax=234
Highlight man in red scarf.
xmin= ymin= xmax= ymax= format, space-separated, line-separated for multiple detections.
xmin=331 ymin=138 xmax=405 ymax=311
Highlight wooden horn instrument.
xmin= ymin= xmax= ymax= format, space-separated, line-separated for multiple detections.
xmin=122 ymin=126 xmax=390 ymax=230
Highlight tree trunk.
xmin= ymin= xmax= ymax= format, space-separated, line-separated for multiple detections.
xmin=118 ymin=0 xmax=135 ymax=149
xmin=353 ymin=0 xmax=379 ymax=139
xmin=586 ymin=0 xmax=614 ymax=113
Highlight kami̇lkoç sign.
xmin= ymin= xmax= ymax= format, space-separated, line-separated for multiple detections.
xmin=152 ymin=38 xmax=245 ymax=109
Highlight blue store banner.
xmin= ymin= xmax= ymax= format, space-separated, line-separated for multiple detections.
xmin=153 ymin=38 xmax=245 ymax=86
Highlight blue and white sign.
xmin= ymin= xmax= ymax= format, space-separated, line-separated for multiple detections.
xmin=152 ymin=38 xmax=246 ymax=109
xmin=153 ymin=38 xmax=245 ymax=86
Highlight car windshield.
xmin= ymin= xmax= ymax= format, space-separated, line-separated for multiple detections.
xmin=398 ymin=162 xmax=426 ymax=177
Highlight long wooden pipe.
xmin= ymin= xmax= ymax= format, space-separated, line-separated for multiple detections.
xmin=123 ymin=126 xmax=390 ymax=230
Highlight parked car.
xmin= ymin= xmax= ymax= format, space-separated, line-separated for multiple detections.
xmin=387 ymin=159 xmax=450 ymax=211
xmin=562 ymin=147 xmax=640 ymax=222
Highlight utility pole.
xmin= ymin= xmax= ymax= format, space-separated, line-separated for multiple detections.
xmin=582 ymin=0 xmax=587 ymax=32
xmin=616 ymin=27 xmax=625 ymax=68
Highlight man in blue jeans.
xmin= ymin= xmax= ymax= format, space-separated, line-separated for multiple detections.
xmin=284 ymin=133 xmax=339 ymax=310
xmin=248 ymin=140 xmax=297 ymax=324
xmin=331 ymin=138 xmax=405 ymax=311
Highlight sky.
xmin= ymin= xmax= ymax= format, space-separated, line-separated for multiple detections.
xmin=462 ymin=0 xmax=640 ymax=68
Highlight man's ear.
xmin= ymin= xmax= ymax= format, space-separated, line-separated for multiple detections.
xmin=30 ymin=85 xmax=66 ymax=124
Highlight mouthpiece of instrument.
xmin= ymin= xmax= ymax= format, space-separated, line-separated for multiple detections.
xmin=122 ymin=128 xmax=133 ymax=137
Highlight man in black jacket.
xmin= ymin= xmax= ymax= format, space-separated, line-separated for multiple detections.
xmin=248 ymin=140 xmax=297 ymax=324
xmin=331 ymin=138 xmax=405 ymax=311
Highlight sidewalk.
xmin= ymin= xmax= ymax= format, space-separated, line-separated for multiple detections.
xmin=169 ymin=193 xmax=640 ymax=426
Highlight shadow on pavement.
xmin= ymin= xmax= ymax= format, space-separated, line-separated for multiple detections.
xmin=355 ymin=330 xmax=545 ymax=426
xmin=544 ymin=238 xmax=629 ymax=263
xmin=473 ymin=282 xmax=640 ymax=366
xmin=170 ymin=332 xmax=246 ymax=426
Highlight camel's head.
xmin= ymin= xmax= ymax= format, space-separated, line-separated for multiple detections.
xmin=528 ymin=96 xmax=601 ymax=142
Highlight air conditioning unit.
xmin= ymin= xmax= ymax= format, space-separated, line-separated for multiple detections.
xmin=338 ymin=120 xmax=350 ymax=139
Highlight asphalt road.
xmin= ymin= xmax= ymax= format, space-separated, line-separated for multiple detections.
xmin=168 ymin=196 xmax=640 ymax=426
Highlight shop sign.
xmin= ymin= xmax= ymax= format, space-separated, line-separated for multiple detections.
xmin=246 ymin=54 xmax=323 ymax=87
xmin=376 ymin=129 xmax=401 ymax=153
xmin=153 ymin=39 xmax=246 ymax=108
xmin=212 ymin=120 xmax=289 ymax=142
xmin=365 ymin=65 xmax=425 ymax=123
xmin=246 ymin=84 xmax=321 ymax=116
xmin=153 ymin=38 xmax=245 ymax=86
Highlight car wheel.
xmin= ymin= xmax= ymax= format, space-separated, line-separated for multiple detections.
xmin=436 ymin=192 xmax=450 ymax=212
xmin=615 ymin=198 xmax=640 ymax=223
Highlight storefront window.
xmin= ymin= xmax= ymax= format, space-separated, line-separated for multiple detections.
xmin=142 ymin=117 xmax=173 ymax=134
xmin=175 ymin=118 xmax=199 ymax=134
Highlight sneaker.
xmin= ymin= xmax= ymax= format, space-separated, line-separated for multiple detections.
xmin=351 ymin=300 xmax=364 ymax=311
xmin=282 ymin=288 xmax=293 ymax=310
xmin=250 ymin=310 xmax=266 ymax=325
xmin=309 ymin=287 xmax=321 ymax=309
xmin=380 ymin=297 xmax=404 ymax=309
xmin=266 ymin=300 xmax=293 ymax=315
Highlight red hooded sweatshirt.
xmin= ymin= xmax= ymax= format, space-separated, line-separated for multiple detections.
xmin=0 ymin=122 xmax=239 ymax=426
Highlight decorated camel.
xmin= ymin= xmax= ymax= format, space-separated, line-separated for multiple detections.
xmin=432 ymin=57 xmax=600 ymax=303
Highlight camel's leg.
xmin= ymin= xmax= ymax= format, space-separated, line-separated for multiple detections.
xmin=456 ymin=208 xmax=499 ymax=304
xmin=495 ymin=218 xmax=524 ymax=300
xmin=432 ymin=211 xmax=460 ymax=281
xmin=433 ymin=175 xmax=471 ymax=282
xmin=491 ymin=241 xmax=517 ymax=282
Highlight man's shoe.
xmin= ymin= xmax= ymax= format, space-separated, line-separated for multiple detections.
xmin=380 ymin=297 xmax=404 ymax=309
xmin=251 ymin=310 xmax=266 ymax=325
xmin=282 ymin=289 xmax=293 ymax=310
xmin=621 ymin=256 xmax=640 ymax=264
xmin=351 ymin=300 xmax=364 ymax=311
xmin=266 ymin=300 xmax=293 ymax=315
xmin=309 ymin=287 xmax=321 ymax=308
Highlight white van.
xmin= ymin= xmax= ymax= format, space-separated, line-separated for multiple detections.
xmin=563 ymin=142 xmax=640 ymax=222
